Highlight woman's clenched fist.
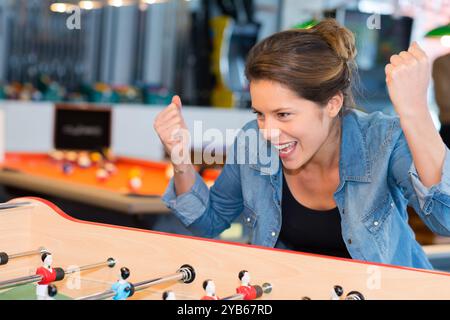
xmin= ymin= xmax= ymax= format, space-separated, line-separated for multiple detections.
xmin=153 ymin=95 xmax=191 ymax=165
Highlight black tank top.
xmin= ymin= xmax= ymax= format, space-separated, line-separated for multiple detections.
xmin=279 ymin=173 xmax=352 ymax=259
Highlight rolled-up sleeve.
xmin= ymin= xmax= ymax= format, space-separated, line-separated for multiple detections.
xmin=160 ymin=128 xmax=246 ymax=238
xmin=390 ymin=126 xmax=450 ymax=236
xmin=162 ymin=171 xmax=210 ymax=226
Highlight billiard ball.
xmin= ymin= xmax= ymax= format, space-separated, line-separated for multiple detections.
xmin=103 ymin=148 xmax=117 ymax=162
xmin=104 ymin=163 xmax=117 ymax=174
xmin=96 ymin=168 xmax=109 ymax=182
xmin=90 ymin=152 xmax=103 ymax=164
xmin=78 ymin=152 xmax=92 ymax=168
xmin=65 ymin=151 xmax=78 ymax=163
xmin=62 ymin=162 xmax=74 ymax=175
xmin=128 ymin=176 xmax=142 ymax=192
xmin=49 ymin=150 xmax=64 ymax=162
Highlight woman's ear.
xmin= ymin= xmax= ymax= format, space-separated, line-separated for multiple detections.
xmin=326 ymin=92 xmax=344 ymax=118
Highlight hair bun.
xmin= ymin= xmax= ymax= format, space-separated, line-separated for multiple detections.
xmin=311 ymin=19 xmax=357 ymax=62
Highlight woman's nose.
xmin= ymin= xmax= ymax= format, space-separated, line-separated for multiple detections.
xmin=261 ymin=123 xmax=281 ymax=143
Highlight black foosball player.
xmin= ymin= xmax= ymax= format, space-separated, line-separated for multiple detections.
xmin=330 ymin=285 xmax=344 ymax=300
xmin=201 ymin=279 xmax=220 ymax=300
xmin=155 ymin=17 xmax=450 ymax=271
xmin=162 ymin=290 xmax=176 ymax=300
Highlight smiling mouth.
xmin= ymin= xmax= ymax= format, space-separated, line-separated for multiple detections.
xmin=274 ymin=142 xmax=297 ymax=154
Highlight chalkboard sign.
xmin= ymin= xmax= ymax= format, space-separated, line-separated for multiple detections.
xmin=53 ymin=104 xmax=112 ymax=151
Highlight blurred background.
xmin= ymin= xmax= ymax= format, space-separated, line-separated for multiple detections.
xmin=0 ymin=0 xmax=448 ymax=111
xmin=0 ymin=0 xmax=450 ymax=269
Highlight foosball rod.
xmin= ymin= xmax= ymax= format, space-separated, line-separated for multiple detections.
xmin=221 ymin=283 xmax=273 ymax=300
xmin=0 ymin=257 xmax=116 ymax=290
xmin=77 ymin=264 xmax=195 ymax=300
xmin=0 ymin=202 xmax=33 ymax=210
xmin=0 ymin=247 xmax=48 ymax=266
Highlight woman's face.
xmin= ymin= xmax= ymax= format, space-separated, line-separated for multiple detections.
xmin=250 ymin=80 xmax=341 ymax=171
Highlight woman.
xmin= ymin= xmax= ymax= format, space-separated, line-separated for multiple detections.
xmin=153 ymin=19 xmax=450 ymax=269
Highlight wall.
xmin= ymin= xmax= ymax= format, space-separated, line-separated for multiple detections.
xmin=0 ymin=101 xmax=255 ymax=161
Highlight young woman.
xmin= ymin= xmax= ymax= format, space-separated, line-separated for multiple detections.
xmin=153 ymin=19 xmax=450 ymax=269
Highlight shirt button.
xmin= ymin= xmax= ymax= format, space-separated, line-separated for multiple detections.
xmin=347 ymin=239 xmax=352 ymax=244
xmin=374 ymin=221 xmax=379 ymax=226
xmin=246 ymin=218 xmax=251 ymax=223
xmin=271 ymin=232 xmax=276 ymax=237
xmin=391 ymin=202 xmax=394 ymax=208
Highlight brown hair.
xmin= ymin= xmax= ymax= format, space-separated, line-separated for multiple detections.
xmin=245 ymin=19 xmax=358 ymax=114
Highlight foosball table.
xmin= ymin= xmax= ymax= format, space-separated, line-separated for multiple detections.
xmin=1 ymin=197 xmax=450 ymax=300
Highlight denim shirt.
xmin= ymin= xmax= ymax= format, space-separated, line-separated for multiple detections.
xmin=162 ymin=109 xmax=450 ymax=269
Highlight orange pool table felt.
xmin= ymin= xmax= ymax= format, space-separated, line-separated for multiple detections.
xmin=0 ymin=153 xmax=219 ymax=214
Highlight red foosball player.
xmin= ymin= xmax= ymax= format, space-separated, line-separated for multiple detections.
xmin=235 ymin=270 xmax=261 ymax=300
xmin=201 ymin=279 xmax=220 ymax=300
xmin=35 ymin=253 xmax=64 ymax=300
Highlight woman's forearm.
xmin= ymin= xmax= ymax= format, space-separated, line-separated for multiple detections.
xmin=399 ymin=108 xmax=446 ymax=188
xmin=173 ymin=163 xmax=197 ymax=196
xmin=384 ymin=42 xmax=446 ymax=188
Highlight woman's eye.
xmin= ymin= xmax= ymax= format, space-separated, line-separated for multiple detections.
xmin=278 ymin=113 xmax=291 ymax=119
xmin=252 ymin=110 xmax=263 ymax=118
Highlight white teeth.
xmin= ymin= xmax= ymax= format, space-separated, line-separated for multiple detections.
xmin=274 ymin=142 xmax=296 ymax=150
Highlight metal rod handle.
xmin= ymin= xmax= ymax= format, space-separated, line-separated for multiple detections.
xmin=0 ymin=257 xmax=116 ymax=290
xmin=0 ymin=275 xmax=43 ymax=290
xmin=0 ymin=202 xmax=33 ymax=210
xmin=64 ymin=258 xmax=116 ymax=275
xmin=7 ymin=247 xmax=48 ymax=260
xmin=77 ymin=264 xmax=195 ymax=300
xmin=0 ymin=247 xmax=48 ymax=266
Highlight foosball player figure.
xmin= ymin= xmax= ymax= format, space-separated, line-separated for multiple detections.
xmin=235 ymin=270 xmax=260 ymax=300
xmin=162 ymin=290 xmax=177 ymax=300
xmin=331 ymin=285 xmax=344 ymax=300
xmin=35 ymin=253 xmax=64 ymax=300
xmin=201 ymin=279 xmax=220 ymax=300
xmin=111 ymin=267 xmax=132 ymax=300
